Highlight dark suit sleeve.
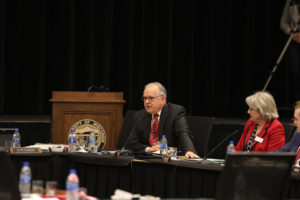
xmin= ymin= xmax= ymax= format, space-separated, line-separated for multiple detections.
xmin=276 ymin=131 xmax=295 ymax=152
xmin=173 ymin=107 xmax=197 ymax=154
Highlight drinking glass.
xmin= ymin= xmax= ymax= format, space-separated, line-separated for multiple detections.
xmin=5 ymin=140 xmax=12 ymax=152
xmin=79 ymin=187 xmax=88 ymax=200
xmin=91 ymin=143 xmax=98 ymax=153
xmin=45 ymin=181 xmax=57 ymax=196
xmin=32 ymin=180 xmax=43 ymax=195
xmin=78 ymin=137 xmax=87 ymax=152
xmin=168 ymin=147 xmax=177 ymax=157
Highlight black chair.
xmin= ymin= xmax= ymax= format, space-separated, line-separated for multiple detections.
xmin=281 ymin=121 xmax=296 ymax=143
xmin=117 ymin=110 xmax=136 ymax=149
xmin=0 ymin=152 xmax=21 ymax=200
xmin=186 ymin=115 xmax=215 ymax=157
xmin=215 ymin=152 xmax=296 ymax=200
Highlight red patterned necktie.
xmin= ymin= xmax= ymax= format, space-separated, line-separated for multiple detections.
xmin=149 ymin=114 xmax=159 ymax=146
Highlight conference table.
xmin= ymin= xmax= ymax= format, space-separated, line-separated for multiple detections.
xmin=7 ymin=152 xmax=300 ymax=199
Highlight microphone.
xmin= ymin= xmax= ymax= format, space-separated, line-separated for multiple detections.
xmin=99 ymin=85 xmax=110 ymax=92
xmin=88 ymin=85 xmax=97 ymax=92
xmin=115 ymin=116 xmax=145 ymax=157
xmin=88 ymin=85 xmax=110 ymax=92
xmin=203 ymin=130 xmax=240 ymax=160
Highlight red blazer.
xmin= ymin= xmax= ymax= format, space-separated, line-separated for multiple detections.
xmin=235 ymin=118 xmax=285 ymax=152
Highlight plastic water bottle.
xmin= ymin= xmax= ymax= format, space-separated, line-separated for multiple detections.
xmin=12 ymin=128 xmax=21 ymax=148
xmin=160 ymin=135 xmax=168 ymax=161
xmin=88 ymin=130 xmax=96 ymax=152
xmin=68 ymin=129 xmax=76 ymax=152
xmin=66 ymin=169 xmax=79 ymax=200
xmin=19 ymin=161 xmax=31 ymax=194
xmin=227 ymin=140 xmax=235 ymax=154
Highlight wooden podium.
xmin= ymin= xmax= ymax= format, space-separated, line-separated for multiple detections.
xmin=50 ymin=91 xmax=126 ymax=149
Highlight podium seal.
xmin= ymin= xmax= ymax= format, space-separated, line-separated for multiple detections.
xmin=70 ymin=119 xmax=106 ymax=149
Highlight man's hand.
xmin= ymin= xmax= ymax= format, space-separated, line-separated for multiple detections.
xmin=147 ymin=145 xmax=160 ymax=152
xmin=293 ymin=32 xmax=300 ymax=44
xmin=185 ymin=151 xmax=200 ymax=158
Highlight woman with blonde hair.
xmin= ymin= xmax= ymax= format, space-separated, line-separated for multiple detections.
xmin=235 ymin=91 xmax=285 ymax=152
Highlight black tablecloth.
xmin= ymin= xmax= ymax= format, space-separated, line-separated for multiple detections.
xmin=9 ymin=153 xmax=134 ymax=198
xmin=7 ymin=152 xmax=300 ymax=199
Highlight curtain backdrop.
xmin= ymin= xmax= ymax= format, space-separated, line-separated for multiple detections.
xmin=0 ymin=0 xmax=293 ymax=118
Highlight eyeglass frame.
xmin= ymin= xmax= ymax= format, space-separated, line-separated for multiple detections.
xmin=141 ymin=95 xmax=163 ymax=102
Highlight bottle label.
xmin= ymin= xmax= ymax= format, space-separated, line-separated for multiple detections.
xmin=66 ymin=182 xmax=79 ymax=191
xmin=227 ymin=148 xmax=235 ymax=154
xmin=69 ymin=138 xmax=77 ymax=144
xmin=20 ymin=175 xmax=31 ymax=183
xmin=88 ymin=138 xmax=96 ymax=143
xmin=160 ymin=144 xmax=167 ymax=149
xmin=12 ymin=138 xmax=20 ymax=143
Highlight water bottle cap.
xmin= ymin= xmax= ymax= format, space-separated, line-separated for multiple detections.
xmin=15 ymin=128 xmax=19 ymax=132
xmin=23 ymin=161 xmax=29 ymax=166
xmin=229 ymin=140 xmax=234 ymax=144
xmin=69 ymin=169 xmax=77 ymax=174
xmin=162 ymin=135 xmax=166 ymax=138
xmin=70 ymin=129 xmax=75 ymax=133
xmin=91 ymin=130 xmax=94 ymax=133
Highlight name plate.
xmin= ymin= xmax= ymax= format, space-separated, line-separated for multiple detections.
xmin=9 ymin=147 xmax=42 ymax=153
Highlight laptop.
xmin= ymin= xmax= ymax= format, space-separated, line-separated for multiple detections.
xmin=215 ymin=152 xmax=296 ymax=200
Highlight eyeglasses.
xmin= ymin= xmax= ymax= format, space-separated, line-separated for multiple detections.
xmin=141 ymin=96 xmax=162 ymax=102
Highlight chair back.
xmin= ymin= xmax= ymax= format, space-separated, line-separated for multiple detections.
xmin=281 ymin=121 xmax=296 ymax=143
xmin=186 ymin=115 xmax=215 ymax=157
xmin=117 ymin=110 xmax=136 ymax=149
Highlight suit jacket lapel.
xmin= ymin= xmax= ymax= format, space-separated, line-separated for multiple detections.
xmin=251 ymin=120 xmax=273 ymax=148
xmin=158 ymin=103 xmax=169 ymax=138
xmin=144 ymin=112 xmax=152 ymax=137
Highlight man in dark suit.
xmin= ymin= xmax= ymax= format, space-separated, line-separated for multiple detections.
xmin=128 ymin=82 xmax=199 ymax=158
xmin=277 ymin=102 xmax=300 ymax=152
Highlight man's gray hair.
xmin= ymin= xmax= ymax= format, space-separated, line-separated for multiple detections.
xmin=145 ymin=82 xmax=167 ymax=98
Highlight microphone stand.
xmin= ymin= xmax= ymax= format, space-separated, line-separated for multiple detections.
xmin=262 ymin=30 xmax=295 ymax=91
xmin=203 ymin=130 xmax=239 ymax=160
xmin=196 ymin=130 xmax=239 ymax=166
xmin=114 ymin=116 xmax=145 ymax=157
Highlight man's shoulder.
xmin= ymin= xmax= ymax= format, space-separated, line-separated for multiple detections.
xmin=164 ymin=103 xmax=187 ymax=118
xmin=293 ymin=130 xmax=300 ymax=138
xmin=167 ymin=102 xmax=185 ymax=111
